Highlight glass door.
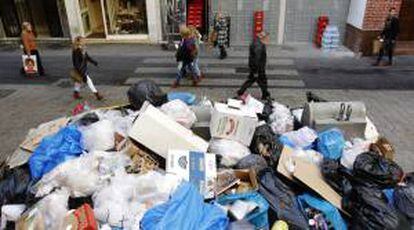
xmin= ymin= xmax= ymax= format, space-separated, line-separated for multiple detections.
xmin=103 ymin=0 xmax=149 ymax=39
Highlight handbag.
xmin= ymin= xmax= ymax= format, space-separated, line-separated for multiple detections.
xmin=70 ymin=69 xmax=83 ymax=83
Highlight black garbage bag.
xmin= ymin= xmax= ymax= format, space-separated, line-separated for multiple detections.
xmin=249 ymin=125 xmax=283 ymax=167
xmin=257 ymin=100 xmax=273 ymax=122
xmin=343 ymin=186 xmax=399 ymax=230
xmin=74 ymin=112 xmax=100 ymax=126
xmin=395 ymin=172 xmax=414 ymax=220
xmin=353 ymin=151 xmax=404 ymax=189
xmin=321 ymin=159 xmax=353 ymax=196
xmin=235 ymin=154 xmax=268 ymax=173
xmin=258 ymin=168 xmax=308 ymax=230
xmin=127 ymin=80 xmax=168 ymax=110
xmin=0 ymin=164 xmax=32 ymax=207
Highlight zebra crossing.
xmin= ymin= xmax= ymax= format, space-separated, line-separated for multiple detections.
xmin=125 ymin=56 xmax=305 ymax=88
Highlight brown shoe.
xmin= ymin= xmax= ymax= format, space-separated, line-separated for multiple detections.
xmin=94 ymin=92 xmax=103 ymax=101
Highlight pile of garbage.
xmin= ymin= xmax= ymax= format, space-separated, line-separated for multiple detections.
xmin=1 ymin=80 xmax=413 ymax=230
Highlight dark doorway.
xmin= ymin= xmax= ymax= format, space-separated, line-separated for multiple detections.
xmin=0 ymin=0 xmax=22 ymax=37
xmin=399 ymin=0 xmax=414 ymax=41
xmin=43 ymin=0 xmax=63 ymax=37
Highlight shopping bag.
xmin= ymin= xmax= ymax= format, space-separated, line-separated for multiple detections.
xmin=22 ymin=55 xmax=38 ymax=74
xmin=70 ymin=69 xmax=83 ymax=83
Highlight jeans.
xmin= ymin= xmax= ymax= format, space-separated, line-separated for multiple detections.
xmin=377 ymin=40 xmax=395 ymax=64
xmin=193 ymin=58 xmax=201 ymax=77
xmin=238 ymin=68 xmax=270 ymax=99
xmin=176 ymin=62 xmax=199 ymax=83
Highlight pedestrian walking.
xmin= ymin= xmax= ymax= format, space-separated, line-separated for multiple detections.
xmin=21 ymin=22 xmax=45 ymax=75
xmin=215 ymin=13 xmax=228 ymax=59
xmin=188 ymin=25 xmax=204 ymax=79
xmin=172 ymin=27 xmax=201 ymax=88
xmin=237 ymin=31 xmax=271 ymax=100
xmin=374 ymin=7 xmax=400 ymax=66
xmin=71 ymin=36 xmax=103 ymax=100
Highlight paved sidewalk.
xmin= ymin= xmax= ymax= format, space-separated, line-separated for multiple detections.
xmin=0 ymin=84 xmax=413 ymax=171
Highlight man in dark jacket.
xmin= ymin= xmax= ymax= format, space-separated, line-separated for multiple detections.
xmin=237 ymin=31 xmax=271 ymax=100
xmin=374 ymin=7 xmax=400 ymax=66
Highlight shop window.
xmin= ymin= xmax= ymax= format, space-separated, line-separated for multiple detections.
xmin=104 ymin=0 xmax=148 ymax=35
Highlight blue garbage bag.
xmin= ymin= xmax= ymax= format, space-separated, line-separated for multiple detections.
xmin=168 ymin=92 xmax=197 ymax=105
xmin=29 ymin=125 xmax=83 ymax=180
xmin=297 ymin=193 xmax=347 ymax=230
xmin=141 ymin=182 xmax=229 ymax=230
xmin=317 ymin=128 xmax=345 ymax=160
xmin=217 ymin=192 xmax=269 ymax=229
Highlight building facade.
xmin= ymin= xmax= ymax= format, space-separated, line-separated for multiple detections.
xmin=0 ymin=0 xmax=413 ymax=55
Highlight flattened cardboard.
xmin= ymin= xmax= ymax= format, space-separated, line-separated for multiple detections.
xmin=20 ymin=117 xmax=69 ymax=152
xmin=129 ymin=102 xmax=209 ymax=159
xmin=277 ymin=147 xmax=345 ymax=213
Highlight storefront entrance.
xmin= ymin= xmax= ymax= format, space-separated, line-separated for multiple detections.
xmin=79 ymin=0 xmax=149 ymax=40
xmin=0 ymin=0 xmax=66 ymax=38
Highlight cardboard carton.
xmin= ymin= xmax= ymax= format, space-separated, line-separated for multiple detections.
xmin=210 ymin=103 xmax=258 ymax=146
xmin=129 ymin=102 xmax=209 ymax=159
xmin=166 ymin=150 xmax=217 ymax=199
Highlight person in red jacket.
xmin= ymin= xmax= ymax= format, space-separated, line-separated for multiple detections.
xmin=21 ymin=22 xmax=45 ymax=75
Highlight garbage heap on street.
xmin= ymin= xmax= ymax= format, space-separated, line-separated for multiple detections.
xmin=1 ymin=80 xmax=413 ymax=230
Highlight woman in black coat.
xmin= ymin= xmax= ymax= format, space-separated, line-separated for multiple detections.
xmin=71 ymin=36 xmax=103 ymax=100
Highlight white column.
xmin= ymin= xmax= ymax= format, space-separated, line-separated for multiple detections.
xmin=347 ymin=0 xmax=367 ymax=29
xmin=64 ymin=0 xmax=84 ymax=39
xmin=146 ymin=0 xmax=163 ymax=43
xmin=277 ymin=0 xmax=286 ymax=44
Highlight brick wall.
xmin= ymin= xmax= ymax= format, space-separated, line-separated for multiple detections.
xmin=362 ymin=0 xmax=402 ymax=30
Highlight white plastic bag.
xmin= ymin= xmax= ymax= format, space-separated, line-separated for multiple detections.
xmin=93 ymin=170 xmax=181 ymax=229
xmin=269 ymin=102 xmax=294 ymax=135
xmin=340 ymin=138 xmax=371 ymax=170
xmin=80 ymin=119 xmax=115 ymax=151
xmin=279 ymin=126 xmax=318 ymax=149
xmin=161 ymin=99 xmax=197 ymax=129
xmin=36 ymin=189 xmax=69 ymax=230
xmin=35 ymin=151 xmax=130 ymax=197
xmin=0 ymin=204 xmax=26 ymax=230
xmin=292 ymin=148 xmax=324 ymax=166
xmin=209 ymin=139 xmax=251 ymax=167
xmin=364 ymin=117 xmax=379 ymax=143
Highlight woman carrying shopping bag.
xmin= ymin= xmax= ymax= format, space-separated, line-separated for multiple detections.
xmin=71 ymin=36 xmax=103 ymax=100
xmin=21 ymin=22 xmax=45 ymax=76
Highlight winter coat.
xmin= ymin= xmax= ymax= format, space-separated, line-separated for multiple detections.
xmin=249 ymin=39 xmax=267 ymax=71
xmin=72 ymin=48 xmax=98 ymax=78
xmin=381 ymin=16 xmax=400 ymax=41
xmin=215 ymin=17 xmax=228 ymax=47
xmin=176 ymin=38 xmax=197 ymax=64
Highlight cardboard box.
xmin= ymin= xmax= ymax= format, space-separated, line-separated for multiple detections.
xmin=167 ymin=150 xmax=217 ymax=199
xmin=234 ymin=169 xmax=259 ymax=191
xmin=277 ymin=147 xmax=346 ymax=213
xmin=129 ymin=102 xmax=209 ymax=159
xmin=215 ymin=169 xmax=259 ymax=196
xmin=210 ymin=103 xmax=258 ymax=146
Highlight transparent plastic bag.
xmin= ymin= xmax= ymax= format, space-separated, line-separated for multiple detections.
xmin=340 ymin=139 xmax=370 ymax=170
xmin=79 ymin=119 xmax=115 ymax=151
xmin=93 ymin=170 xmax=181 ymax=229
xmin=209 ymin=139 xmax=251 ymax=167
xmin=279 ymin=126 xmax=317 ymax=150
xmin=36 ymin=189 xmax=69 ymax=230
xmin=269 ymin=102 xmax=294 ymax=135
xmin=161 ymin=99 xmax=197 ymax=129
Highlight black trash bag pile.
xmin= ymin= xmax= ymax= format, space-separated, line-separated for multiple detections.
xmin=235 ymin=154 xmax=268 ymax=174
xmin=249 ymin=124 xmax=283 ymax=167
xmin=395 ymin=172 xmax=414 ymax=220
xmin=127 ymin=80 xmax=168 ymax=110
xmin=0 ymin=164 xmax=32 ymax=207
xmin=353 ymin=151 xmax=404 ymax=188
xmin=320 ymin=159 xmax=353 ymax=196
xmin=343 ymin=185 xmax=400 ymax=229
xmin=258 ymin=168 xmax=308 ymax=229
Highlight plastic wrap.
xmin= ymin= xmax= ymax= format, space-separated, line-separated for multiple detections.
xmin=161 ymin=99 xmax=197 ymax=129
xmin=79 ymin=119 xmax=115 ymax=152
xmin=29 ymin=125 xmax=83 ymax=180
xmin=316 ymin=128 xmax=345 ymax=160
xmin=279 ymin=126 xmax=318 ymax=150
xmin=36 ymin=189 xmax=70 ymax=230
xmin=209 ymin=139 xmax=251 ymax=167
xmin=340 ymin=139 xmax=370 ymax=170
xmin=35 ymin=151 xmax=130 ymax=198
xmin=268 ymin=102 xmax=294 ymax=135
xmin=93 ymin=170 xmax=181 ymax=229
